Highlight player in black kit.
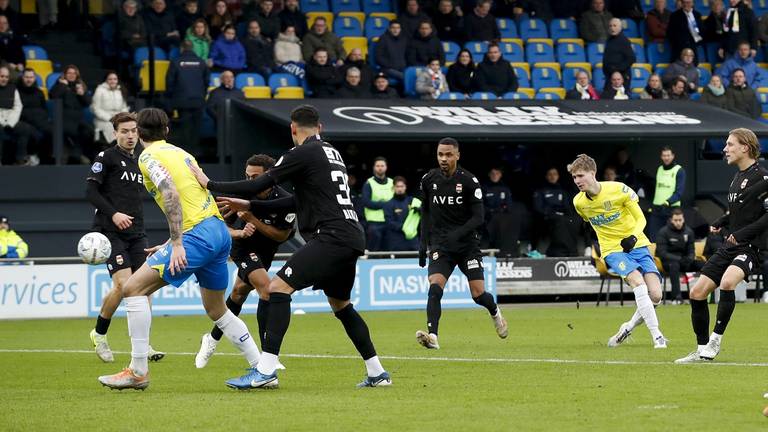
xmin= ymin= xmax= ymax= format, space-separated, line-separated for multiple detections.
xmin=675 ymin=128 xmax=768 ymax=364
xmin=85 ymin=112 xmax=164 ymax=363
xmin=194 ymin=154 xmax=295 ymax=369
xmin=415 ymin=137 xmax=508 ymax=350
xmin=190 ymin=105 xmax=391 ymax=389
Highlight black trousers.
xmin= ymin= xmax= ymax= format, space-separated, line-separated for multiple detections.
xmin=0 ymin=121 xmax=35 ymax=163
xmin=663 ymin=258 xmax=706 ymax=300
xmin=173 ymin=107 xmax=203 ymax=158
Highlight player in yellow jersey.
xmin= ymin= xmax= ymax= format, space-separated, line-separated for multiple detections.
xmin=569 ymin=154 xmax=667 ymax=349
xmin=97 ymin=108 xmax=262 ymax=390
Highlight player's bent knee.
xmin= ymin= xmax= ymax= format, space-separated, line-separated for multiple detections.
xmin=428 ymin=274 xmax=447 ymax=288
xmin=268 ymin=277 xmax=294 ymax=295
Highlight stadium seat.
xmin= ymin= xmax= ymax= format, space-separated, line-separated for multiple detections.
xmin=133 ymin=46 xmax=167 ymax=67
xmin=369 ymin=11 xmax=396 ymax=20
xmin=368 ymin=39 xmax=378 ymax=67
xmin=620 ymin=19 xmax=639 ymax=38
xmin=273 ymin=86 xmax=305 ymax=98
xmin=535 ymin=90 xmax=561 ymax=100
xmin=362 ymin=0 xmax=390 ymax=13
xmin=168 ymin=45 xmax=180 ymax=61
xmin=502 ymin=91 xmax=531 ymax=99
xmin=690 ymin=91 xmax=701 ymax=101
xmin=442 ymin=41 xmax=461 ymax=63
xmin=556 ymin=40 xmax=586 ymax=65
xmin=300 ymin=0 xmax=329 ymax=12
xmin=629 ymin=38 xmax=646 ymax=63
xmin=587 ymin=42 xmax=605 ymax=65
xmin=341 ymin=36 xmax=368 ymax=57
xmin=497 ymin=18 xmax=517 ymax=39
xmin=630 ymin=64 xmax=651 ymax=89
xmin=404 ymin=66 xmax=425 ymax=97
xmin=235 ymin=73 xmax=266 ymax=88
xmin=704 ymin=41 xmax=722 ymax=64
xmin=646 ymin=41 xmax=670 ymax=66
xmin=758 ymin=88 xmax=768 ymax=112
xmin=525 ymin=39 xmax=555 ymax=64
xmin=22 ymin=45 xmax=48 ymax=60
xmin=438 ymin=92 xmax=466 ymax=100
xmin=210 ymin=72 xmax=221 ymax=89
xmin=32 ymin=72 xmax=43 ymax=88
xmin=519 ymin=18 xmax=548 ymax=40
xmin=755 ymin=0 xmax=768 ymax=15
xmin=365 ymin=15 xmax=389 ymax=39
xmin=465 ymin=41 xmax=490 ymax=63
xmin=511 ymin=62 xmax=531 ymax=87
xmin=639 ymin=0 xmax=653 ymax=12
xmin=307 ymin=12 xmax=335 ymax=30
xmin=45 ymin=72 xmax=61 ymax=90
xmin=471 ymin=92 xmax=497 ymax=100
xmin=592 ymin=68 xmax=605 ymax=89
xmin=27 ymin=59 xmax=54 ymax=83
xmin=269 ymin=73 xmax=300 ymax=92
xmin=339 ymin=11 xmax=365 ymax=25
xmin=243 ymin=86 xmax=272 ymax=99
xmin=562 ymin=63 xmax=591 ymax=89
xmin=538 ymin=87 xmax=565 ymax=99
xmin=697 ymin=66 xmax=712 ymax=87
xmin=331 ymin=0 xmax=361 ymax=13
xmin=549 ymin=19 xmax=578 ymax=41
xmin=499 ymin=39 xmax=524 ymax=62
xmin=653 ymin=63 xmax=668 ymax=77
xmin=139 ymin=60 xmax=170 ymax=92
xmin=335 ymin=16 xmax=363 ymax=37
xmin=516 ymin=87 xmax=535 ymax=98
xmin=532 ymin=64 xmax=561 ymax=89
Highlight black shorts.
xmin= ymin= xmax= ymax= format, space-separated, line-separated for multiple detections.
xmin=233 ymin=251 xmax=274 ymax=284
xmin=700 ymin=245 xmax=759 ymax=285
xmin=276 ymin=239 xmax=361 ymax=301
xmin=428 ymin=248 xmax=485 ymax=281
xmin=103 ymin=232 xmax=148 ymax=276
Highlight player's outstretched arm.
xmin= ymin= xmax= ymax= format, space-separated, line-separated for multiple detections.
xmin=188 ymin=160 xmax=277 ymax=196
xmin=248 ymin=195 xmax=296 ymax=216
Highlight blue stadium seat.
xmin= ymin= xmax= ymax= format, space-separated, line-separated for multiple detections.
xmin=331 ymin=0 xmax=360 ymax=12
xmin=133 ymin=46 xmax=167 ymax=67
xmin=335 ymin=16 xmax=363 ymax=37
xmin=620 ymin=19 xmax=639 ymax=38
xmin=442 ymin=41 xmax=461 ymax=62
xmin=587 ymin=42 xmax=604 ymax=65
xmin=666 ymin=0 xmax=677 ymax=10
xmin=754 ymin=0 xmax=768 ymax=15
xmin=168 ymin=45 xmax=180 ymax=61
xmin=519 ymin=18 xmax=548 ymax=40
xmin=654 ymin=65 xmax=666 ymax=77
xmin=268 ymin=73 xmax=300 ymax=92
xmin=631 ymin=41 xmax=646 ymax=63
xmin=531 ymin=65 xmax=561 ymax=88
xmin=33 ymin=73 xmax=43 ymax=87
xmin=471 ymin=92 xmax=497 ymax=100
xmin=209 ymin=72 xmax=221 ymax=88
xmin=705 ymin=41 xmax=723 ymax=64
xmin=535 ymin=91 xmax=561 ymax=100
xmin=404 ymin=66 xmax=425 ymax=97
xmin=630 ymin=65 xmax=651 ymax=89
xmin=639 ymin=0 xmax=653 ymax=12
xmin=499 ymin=40 xmax=524 ymax=62
xmin=513 ymin=65 xmax=530 ymax=87
xmin=438 ymin=92 xmax=466 ymax=100
xmin=235 ymin=73 xmax=266 ymax=88
xmin=704 ymin=138 xmax=726 ymax=157
xmin=365 ymin=15 xmax=389 ymax=38
xmin=45 ymin=72 xmax=61 ymax=90
xmin=757 ymin=89 xmax=768 ymax=112
xmin=697 ymin=66 xmax=712 ymax=87
xmin=646 ymin=41 xmax=670 ymax=66
xmin=301 ymin=0 xmax=329 ymax=12
xmin=368 ymin=39 xmax=378 ymax=67
xmin=23 ymin=45 xmax=48 ymax=60
xmin=549 ymin=19 xmax=578 ymax=41
xmin=497 ymin=18 xmax=517 ymax=39
xmin=562 ymin=65 xmax=589 ymax=89
xmin=525 ymin=41 xmax=555 ymax=64
xmin=362 ymin=0 xmax=391 ymax=14
xmin=465 ymin=41 xmax=489 ymax=63
xmin=556 ymin=42 xmax=586 ymax=65
xmin=502 ymin=91 xmax=531 ymax=100
xmin=592 ymin=68 xmax=605 ymax=90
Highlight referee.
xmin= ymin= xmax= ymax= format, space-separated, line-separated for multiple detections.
xmin=86 ymin=112 xmax=164 ymax=363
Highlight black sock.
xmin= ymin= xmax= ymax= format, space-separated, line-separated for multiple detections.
xmin=211 ymin=296 xmax=245 ymax=341
xmin=690 ymin=299 xmax=710 ymax=345
xmin=95 ymin=315 xmax=111 ymax=335
xmin=713 ymin=290 xmax=736 ymax=335
xmin=256 ymin=298 xmax=270 ymax=347
xmin=473 ymin=291 xmax=498 ymax=316
xmin=427 ymin=284 xmax=443 ymax=336
xmin=263 ymin=292 xmax=292 ymax=355
xmin=334 ymin=303 xmax=377 ymax=360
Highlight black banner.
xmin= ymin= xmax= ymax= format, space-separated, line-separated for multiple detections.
xmin=496 ymin=257 xmax=600 ymax=282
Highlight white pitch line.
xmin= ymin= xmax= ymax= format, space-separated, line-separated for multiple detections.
xmin=1 ymin=348 xmax=768 ymax=368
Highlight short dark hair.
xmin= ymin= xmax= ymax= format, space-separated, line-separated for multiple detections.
xmin=660 ymin=146 xmax=673 ymax=153
xmin=22 ymin=67 xmax=35 ymax=75
xmin=137 ymin=108 xmax=169 ymax=141
xmin=374 ymin=156 xmax=387 ymax=164
xmin=732 ymin=67 xmax=746 ymax=77
xmin=389 ymin=19 xmax=400 ymax=26
xmin=313 ymin=47 xmax=328 ymax=55
xmin=290 ymin=104 xmax=320 ymax=128
xmin=393 ymin=175 xmax=407 ymax=185
xmin=246 ymin=153 xmax=276 ymax=170
xmin=111 ymin=112 xmax=137 ymax=130
xmin=670 ymin=207 xmax=684 ymax=217
xmin=438 ymin=137 xmax=459 ymax=149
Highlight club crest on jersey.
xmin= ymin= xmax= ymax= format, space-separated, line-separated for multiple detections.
xmin=741 ymin=179 xmax=749 ymax=189
xmin=432 ymin=183 xmax=437 ymax=190
xmin=115 ymin=255 xmax=124 ymax=265
xmin=432 ymin=251 xmax=439 ymax=261
xmin=284 ymin=267 xmax=293 ymax=277
xmin=456 ymin=183 xmax=463 ymax=193
xmin=91 ymin=162 xmax=102 ymax=173
xmin=603 ymin=201 xmax=612 ymax=211
xmin=250 ymin=253 xmax=259 ymax=262
xmin=241 ymin=262 xmax=247 ymax=269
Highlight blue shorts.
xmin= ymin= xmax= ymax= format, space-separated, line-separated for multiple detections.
xmin=147 ymin=216 xmax=232 ymax=290
xmin=604 ymin=246 xmax=660 ymax=279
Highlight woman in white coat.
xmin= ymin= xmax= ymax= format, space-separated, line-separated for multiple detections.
xmin=91 ymin=71 xmax=130 ymax=144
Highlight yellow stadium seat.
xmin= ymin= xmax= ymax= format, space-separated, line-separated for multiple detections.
xmin=341 ymin=36 xmax=368 ymax=58
xmin=369 ymin=12 xmax=396 ymax=20
xmin=539 ymin=87 xmax=566 ymax=99
xmin=698 ymin=62 xmax=712 ymax=73
xmin=628 ymin=37 xmax=645 ymax=47
xmin=517 ymin=87 xmax=535 ymax=98
xmin=40 ymin=87 xmax=48 ymax=100
xmin=534 ymin=62 xmax=561 ymax=75
xmin=88 ymin=0 xmax=104 ymax=14
xmin=338 ymin=11 xmax=365 ymax=27
xmin=564 ymin=62 xmax=592 ymax=75
xmin=26 ymin=60 xmax=53 ymax=84
xmin=557 ymin=38 xmax=584 ymax=47
xmin=527 ymin=37 xmax=554 ymax=46
xmin=243 ymin=86 xmax=271 ymax=99
xmin=307 ymin=12 xmax=334 ymax=31
xmin=274 ymin=86 xmax=305 ymax=99
xmin=139 ymin=60 xmax=170 ymax=92
xmin=633 ymin=63 xmax=653 ymax=73
xmin=501 ymin=38 xmax=524 ymax=47
xmin=510 ymin=62 xmax=530 ymax=76
xmin=20 ymin=0 xmax=36 ymax=13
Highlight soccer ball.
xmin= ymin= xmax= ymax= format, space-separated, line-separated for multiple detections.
xmin=77 ymin=232 xmax=112 ymax=265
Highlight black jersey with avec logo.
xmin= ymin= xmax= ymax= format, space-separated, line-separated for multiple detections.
xmin=86 ymin=144 xmax=145 ymax=234
xmin=229 ymin=185 xmax=296 ymax=259
xmin=420 ymin=166 xmax=485 ymax=253
xmin=712 ymin=162 xmax=768 ymax=247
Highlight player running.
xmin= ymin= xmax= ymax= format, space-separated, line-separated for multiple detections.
xmin=569 ymin=154 xmax=667 ymax=349
xmin=97 ymin=108 xmax=261 ymax=390
xmin=195 ymin=154 xmax=295 ymax=368
xmin=415 ymin=137 xmax=508 ymax=350
xmin=675 ymin=129 xmax=768 ymax=364
xmin=191 ymin=104 xmax=391 ymax=389
xmin=85 ymin=112 xmax=164 ymax=363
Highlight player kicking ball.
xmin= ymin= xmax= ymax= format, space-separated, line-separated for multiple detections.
xmin=97 ymin=108 xmax=262 ymax=390
xmin=415 ymin=137 xmax=507 ymax=350
xmin=675 ymin=129 xmax=768 ymax=364
xmin=570 ymin=154 xmax=667 ymax=349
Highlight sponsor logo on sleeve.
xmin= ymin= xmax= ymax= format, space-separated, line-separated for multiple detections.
xmin=91 ymin=162 xmax=102 ymax=173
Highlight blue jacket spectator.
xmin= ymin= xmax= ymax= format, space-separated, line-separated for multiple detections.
xmin=715 ymin=42 xmax=764 ymax=88
xmin=210 ymin=25 xmax=247 ymax=72
xmin=375 ymin=20 xmax=408 ymax=80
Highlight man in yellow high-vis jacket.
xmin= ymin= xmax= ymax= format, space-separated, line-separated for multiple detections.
xmin=362 ymin=157 xmax=394 ymax=251
xmin=0 ymin=215 xmax=28 ymax=259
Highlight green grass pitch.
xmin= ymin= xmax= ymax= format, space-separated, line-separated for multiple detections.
xmin=2 ymin=303 xmax=768 ymax=431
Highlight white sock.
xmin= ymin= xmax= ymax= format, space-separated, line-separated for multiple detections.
xmin=214 ymin=310 xmax=260 ymax=367
xmin=710 ymin=332 xmax=722 ymax=343
xmin=633 ymin=285 xmax=662 ymax=340
xmin=364 ymin=355 xmax=385 ymax=377
xmin=626 ymin=309 xmax=644 ymax=331
xmin=697 ymin=344 xmax=707 ymax=352
xmin=126 ymin=296 xmax=150 ymax=376
xmin=257 ymin=352 xmax=279 ymax=375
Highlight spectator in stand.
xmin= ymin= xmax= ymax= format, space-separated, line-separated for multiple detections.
xmin=371 ymin=72 xmax=399 ymax=99
xmin=472 ymin=43 xmax=517 ymax=96
xmin=700 ymin=74 xmax=727 ymax=109
xmin=302 ymin=17 xmax=345 ymax=64
xmin=37 ymin=0 xmax=57 ymax=30
xmin=143 ymin=0 xmax=181 ymax=52
xmin=50 ymin=65 xmax=94 ymax=164
xmin=551 ymin=0 xmax=586 ymax=19
xmin=608 ymin=0 xmax=644 ymax=20
xmin=602 ymin=71 xmax=630 ymax=99
xmin=663 ymin=48 xmax=700 ymax=94
xmin=382 ymin=176 xmax=421 ymax=251
xmin=362 ymin=157 xmax=393 ymax=251
xmin=610 ymin=147 xmax=637 ymax=188
xmin=337 ymin=67 xmax=372 ymax=98
xmin=207 ymin=0 xmax=235 ymax=40
xmin=0 ymin=0 xmax=22 ymax=33
xmin=482 ymin=167 xmax=519 ymax=256
xmin=446 ymin=49 xmax=475 ymax=97
xmin=17 ymin=68 xmax=48 ymax=165
xmin=580 ymin=0 xmax=613 ymax=43
xmin=646 ymin=0 xmax=670 ymax=42
xmin=91 ymin=71 xmax=130 ymax=146
xmin=464 ymin=0 xmax=500 ymax=42
xmin=725 ymin=68 xmax=761 ymax=118
xmin=375 ymin=20 xmax=407 ymax=81
xmin=566 ymin=70 xmax=600 ymax=100
xmin=602 ymin=165 xmax=618 ymax=181
xmin=398 ymin=0 xmax=430 ymax=39
xmin=340 ymin=48 xmax=373 ymax=90
xmin=242 ymin=20 xmax=274 ymax=80
xmin=655 ymin=208 xmax=704 ymax=304
xmin=716 ymin=41 xmax=763 ymax=88
xmin=722 ymin=0 xmax=757 ymax=58
xmin=647 ymin=146 xmax=685 ymax=242
xmin=176 ymin=0 xmax=202 ymax=37
xmin=416 ymin=58 xmax=449 ymax=100
xmin=493 ymin=0 xmax=528 ymax=20
xmin=306 ymin=47 xmax=341 ymax=98
xmin=274 ymin=25 xmax=303 ymax=65
xmin=406 ymin=20 xmax=444 ymax=66
xmin=667 ymin=76 xmax=690 ymax=100
xmin=666 ymin=0 xmax=703 ymax=62
xmin=278 ymin=0 xmax=307 ymax=38
xmin=640 ymin=73 xmax=668 ymax=99
xmin=210 ymin=24 xmax=246 ymax=73
xmin=0 ymin=66 xmax=33 ymax=166
xmin=759 ymin=11 xmax=768 ymax=49
xmin=0 ymin=216 xmax=28 ymax=259
xmin=206 ymin=70 xmax=245 ymax=121
xmin=186 ymin=18 xmax=212 ymax=65
xmin=533 ymin=167 xmax=578 ymax=257
xmin=432 ymin=0 xmax=464 ymax=43
xmin=118 ymin=0 xmax=146 ymax=51
xmin=248 ymin=0 xmax=281 ymax=42
xmin=0 ymin=15 xmax=24 ymax=75
xmin=702 ymin=0 xmax=726 ymax=51
xmin=603 ymin=18 xmax=635 ymax=92
xmin=166 ymin=40 xmax=210 ymax=156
